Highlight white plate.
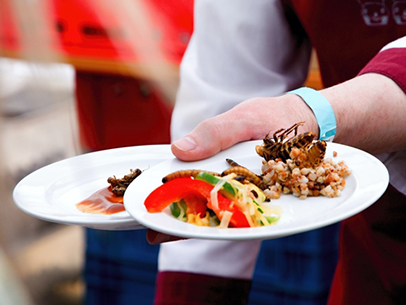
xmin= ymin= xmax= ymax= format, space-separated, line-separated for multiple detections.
xmin=13 ymin=145 xmax=172 ymax=230
xmin=124 ymin=141 xmax=389 ymax=240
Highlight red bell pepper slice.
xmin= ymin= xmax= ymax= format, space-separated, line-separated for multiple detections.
xmin=144 ymin=178 xmax=250 ymax=227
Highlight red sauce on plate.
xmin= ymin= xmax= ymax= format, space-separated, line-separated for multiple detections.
xmin=76 ymin=186 xmax=125 ymax=215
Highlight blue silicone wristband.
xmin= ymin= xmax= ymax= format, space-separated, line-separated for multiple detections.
xmin=288 ymin=87 xmax=336 ymax=142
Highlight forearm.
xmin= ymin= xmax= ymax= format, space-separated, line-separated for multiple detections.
xmin=321 ymin=73 xmax=406 ymax=154
xmin=226 ymin=72 xmax=406 ymax=155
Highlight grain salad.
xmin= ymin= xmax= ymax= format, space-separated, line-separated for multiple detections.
xmin=261 ymin=147 xmax=352 ymax=200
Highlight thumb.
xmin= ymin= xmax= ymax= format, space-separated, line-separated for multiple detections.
xmin=171 ymin=111 xmax=255 ymax=161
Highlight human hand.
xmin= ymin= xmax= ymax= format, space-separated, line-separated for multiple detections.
xmin=146 ymin=229 xmax=185 ymax=245
xmin=171 ymin=94 xmax=318 ymax=161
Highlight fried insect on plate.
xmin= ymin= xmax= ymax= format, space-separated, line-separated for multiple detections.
xmin=163 ymin=160 xmax=266 ymax=193
xmin=222 ymin=158 xmax=266 ymax=190
xmin=162 ymin=169 xmax=221 ymax=183
xmin=291 ymin=140 xmax=327 ymax=168
xmin=256 ymin=122 xmax=316 ymax=162
xmin=256 ymin=122 xmax=326 ymax=168
xmin=107 ymin=168 xmax=142 ymax=196
xmin=225 ymin=158 xmax=241 ymax=167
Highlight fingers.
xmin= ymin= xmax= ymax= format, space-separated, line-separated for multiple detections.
xmin=146 ymin=229 xmax=185 ymax=245
xmin=171 ymin=95 xmax=318 ymax=162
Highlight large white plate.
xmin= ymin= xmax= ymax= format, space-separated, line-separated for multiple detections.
xmin=124 ymin=141 xmax=389 ymax=240
xmin=13 ymin=145 xmax=172 ymax=230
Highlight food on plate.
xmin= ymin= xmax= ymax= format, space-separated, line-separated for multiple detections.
xmin=107 ymin=168 xmax=142 ymax=196
xmin=222 ymin=158 xmax=266 ymax=190
xmin=75 ymin=187 xmax=126 ymax=215
xmin=255 ymin=121 xmax=324 ymax=164
xmin=256 ymin=123 xmax=351 ymax=200
xmin=144 ymin=171 xmax=281 ymax=228
xmin=76 ymin=168 xmax=142 ymax=215
xmin=144 ymin=122 xmax=351 ymax=227
xmin=261 ymin=149 xmax=351 ymax=200
xmin=162 ymin=169 xmax=220 ymax=183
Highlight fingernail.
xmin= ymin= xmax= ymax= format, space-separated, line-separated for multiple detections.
xmin=173 ymin=136 xmax=197 ymax=152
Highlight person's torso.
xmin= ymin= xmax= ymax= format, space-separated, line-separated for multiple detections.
xmin=283 ymin=0 xmax=406 ymax=87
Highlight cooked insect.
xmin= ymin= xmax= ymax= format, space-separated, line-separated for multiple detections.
xmin=226 ymin=158 xmax=242 ymax=167
xmin=221 ymin=166 xmax=266 ymax=190
xmin=256 ymin=122 xmax=316 ymax=162
xmin=162 ymin=169 xmax=220 ymax=183
xmin=225 ymin=158 xmax=266 ymax=189
xmin=291 ymin=140 xmax=327 ymax=168
xmin=108 ymin=168 xmax=142 ymax=196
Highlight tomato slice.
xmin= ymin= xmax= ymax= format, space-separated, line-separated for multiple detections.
xmin=144 ymin=178 xmax=250 ymax=227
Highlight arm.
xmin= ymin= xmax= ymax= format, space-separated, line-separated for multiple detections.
xmin=322 ymin=74 xmax=406 ymax=154
xmin=172 ymin=39 xmax=406 ymax=160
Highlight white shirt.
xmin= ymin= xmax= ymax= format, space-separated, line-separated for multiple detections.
xmin=160 ymin=0 xmax=406 ymax=279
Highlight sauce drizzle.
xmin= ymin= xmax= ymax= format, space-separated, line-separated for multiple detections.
xmin=76 ymin=186 xmax=125 ymax=215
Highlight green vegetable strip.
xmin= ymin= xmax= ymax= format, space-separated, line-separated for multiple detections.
xmin=195 ymin=172 xmax=236 ymax=199
xmin=169 ymin=201 xmax=187 ymax=221
xmin=257 ymin=207 xmax=264 ymax=214
xmin=265 ymin=215 xmax=280 ymax=224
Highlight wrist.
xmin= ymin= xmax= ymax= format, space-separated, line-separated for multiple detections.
xmin=288 ymin=87 xmax=337 ymax=141
xmin=279 ymin=93 xmax=319 ymax=136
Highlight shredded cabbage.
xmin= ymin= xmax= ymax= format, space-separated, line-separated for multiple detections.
xmin=210 ymin=177 xmax=227 ymax=211
xmin=169 ymin=174 xmax=282 ymax=228
xmin=218 ymin=210 xmax=233 ymax=228
xmin=211 ymin=174 xmax=282 ymax=228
